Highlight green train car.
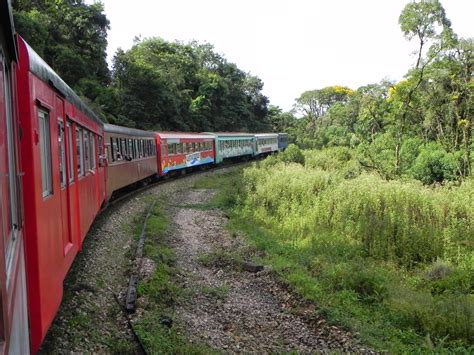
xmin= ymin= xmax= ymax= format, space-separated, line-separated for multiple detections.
xmin=207 ymin=132 xmax=255 ymax=164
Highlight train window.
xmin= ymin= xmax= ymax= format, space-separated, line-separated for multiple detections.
xmin=38 ymin=109 xmax=53 ymax=197
xmin=58 ymin=120 xmax=67 ymax=187
xmin=83 ymin=131 xmax=90 ymax=172
xmin=122 ymin=138 xmax=127 ymax=157
xmin=67 ymin=122 xmax=74 ymax=183
xmin=90 ymin=134 xmax=96 ymax=170
xmin=110 ymin=137 xmax=115 ymax=162
xmin=128 ymin=139 xmax=133 ymax=159
xmin=76 ymin=127 xmax=84 ymax=177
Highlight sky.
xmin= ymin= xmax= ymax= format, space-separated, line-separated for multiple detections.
xmin=89 ymin=0 xmax=473 ymax=111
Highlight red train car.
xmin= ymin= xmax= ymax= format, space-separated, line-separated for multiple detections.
xmin=16 ymin=36 xmax=106 ymax=353
xmin=156 ymin=132 xmax=215 ymax=176
xmin=0 ymin=1 xmax=30 ymax=353
xmin=104 ymin=124 xmax=158 ymax=199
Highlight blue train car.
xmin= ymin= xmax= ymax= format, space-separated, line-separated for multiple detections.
xmin=278 ymin=133 xmax=289 ymax=151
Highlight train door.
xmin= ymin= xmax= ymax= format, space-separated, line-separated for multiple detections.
xmin=0 ymin=47 xmax=29 ymax=354
xmin=55 ymin=97 xmax=73 ymax=255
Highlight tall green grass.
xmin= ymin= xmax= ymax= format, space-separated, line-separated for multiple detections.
xmin=214 ymin=148 xmax=473 ymax=352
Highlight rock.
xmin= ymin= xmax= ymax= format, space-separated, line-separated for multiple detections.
xmin=241 ymin=261 xmax=264 ymax=273
xmin=160 ymin=314 xmax=173 ymax=328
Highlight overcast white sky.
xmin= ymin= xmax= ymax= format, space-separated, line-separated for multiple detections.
xmin=89 ymin=0 xmax=473 ymax=111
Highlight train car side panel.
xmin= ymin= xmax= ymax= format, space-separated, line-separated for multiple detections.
xmin=104 ymin=124 xmax=157 ymax=199
xmin=254 ymin=133 xmax=279 ymax=156
xmin=157 ymin=133 xmax=215 ymax=176
xmin=16 ymin=36 xmax=106 ymax=352
xmin=278 ymin=133 xmax=289 ymax=151
xmin=0 ymin=7 xmax=30 ymax=351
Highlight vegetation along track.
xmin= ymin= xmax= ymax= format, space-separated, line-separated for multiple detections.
xmin=39 ymin=164 xmax=373 ymax=353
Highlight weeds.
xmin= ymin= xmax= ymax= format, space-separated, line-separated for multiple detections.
xmin=195 ymin=152 xmax=474 ymax=353
xmin=133 ymin=200 xmax=215 ymax=354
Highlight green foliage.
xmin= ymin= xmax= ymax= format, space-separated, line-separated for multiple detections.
xmin=14 ymin=0 xmax=110 ymax=91
xmin=289 ymin=1 xmax=472 ymax=183
xmin=410 ymin=143 xmax=463 ymax=184
xmin=109 ymin=38 xmax=270 ymax=131
xmin=279 ymin=144 xmax=305 ymax=165
xmin=212 ymin=157 xmax=473 ymax=351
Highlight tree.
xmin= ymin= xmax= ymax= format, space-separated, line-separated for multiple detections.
xmin=110 ymin=37 xmax=270 ymax=132
xmin=294 ymin=86 xmax=353 ymax=120
xmin=13 ymin=0 xmax=110 ymax=95
xmin=395 ymin=0 xmax=456 ymax=173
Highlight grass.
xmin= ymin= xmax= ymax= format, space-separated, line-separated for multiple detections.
xmin=191 ymin=153 xmax=474 ymax=353
xmin=132 ymin=199 xmax=218 ymax=354
xmin=197 ymin=249 xmax=243 ymax=269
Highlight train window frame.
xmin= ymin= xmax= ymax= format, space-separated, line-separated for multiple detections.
xmin=58 ymin=120 xmax=67 ymax=188
xmin=38 ymin=108 xmax=53 ymax=197
xmin=67 ymin=121 xmax=75 ymax=183
xmin=83 ymin=130 xmax=90 ymax=172
xmin=109 ymin=137 xmax=115 ymax=162
xmin=90 ymin=133 xmax=96 ymax=170
xmin=76 ymin=127 xmax=85 ymax=177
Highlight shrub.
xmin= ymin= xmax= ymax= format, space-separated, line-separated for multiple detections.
xmin=410 ymin=143 xmax=462 ymax=184
xmin=280 ymin=144 xmax=305 ymax=165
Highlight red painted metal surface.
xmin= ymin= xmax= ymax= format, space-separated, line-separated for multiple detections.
xmin=16 ymin=36 xmax=106 ymax=353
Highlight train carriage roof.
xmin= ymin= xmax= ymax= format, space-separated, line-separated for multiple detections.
xmin=156 ymin=132 xmax=215 ymax=140
xmin=255 ymin=133 xmax=279 ymax=138
xmin=104 ymin=123 xmax=156 ymax=138
xmin=0 ymin=0 xmax=17 ymax=61
xmin=204 ymin=132 xmax=255 ymax=138
xmin=22 ymin=38 xmax=103 ymax=126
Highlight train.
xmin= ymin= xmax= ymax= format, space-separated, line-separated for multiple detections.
xmin=0 ymin=1 xmax=288 ymax=353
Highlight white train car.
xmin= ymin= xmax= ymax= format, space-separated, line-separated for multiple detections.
xmin=254 ymin=133 xmax=279 ymax=156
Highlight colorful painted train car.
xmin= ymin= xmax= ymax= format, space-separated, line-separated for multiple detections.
xmin=104 ymin=124 xmax=157 ymax=199
xmin=156 ymin=132 xmax=215 ymax=176
xmin=208 ymin=132 xmax=255 ymax=164
xmin=254 ymin=133 xmax=279 ymax=156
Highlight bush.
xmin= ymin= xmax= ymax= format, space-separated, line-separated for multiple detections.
xmin=410 ymin=143 xmax=462 ymax=184
xmin=280 ymin=144 xmax=305 ymax=165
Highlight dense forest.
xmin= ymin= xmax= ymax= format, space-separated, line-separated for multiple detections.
xmin=14 ymin=0 xmax=472 ymax=184
xmin=269 ymin=1 xmax=473 ymax=184
xmin=13 ymin=0 xmax=270 ymax=132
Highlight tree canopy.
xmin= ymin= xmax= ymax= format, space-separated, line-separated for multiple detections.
xmin=276 ymin=0 xmax=472 ymax=184
xmin=106 ymin=38 xmax=270 ymax=131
